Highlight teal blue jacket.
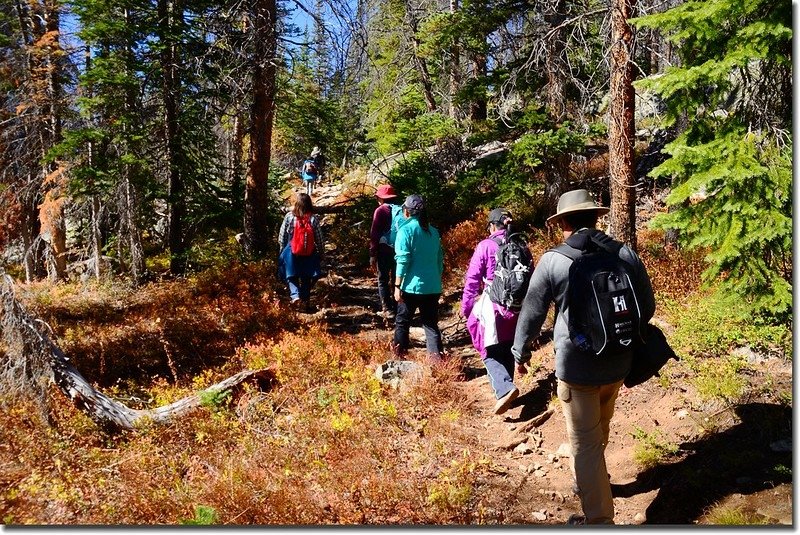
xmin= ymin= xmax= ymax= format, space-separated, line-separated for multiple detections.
xmin=394 ymin=217 xmax=443 ymax=295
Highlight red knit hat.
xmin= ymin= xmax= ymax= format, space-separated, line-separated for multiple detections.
xmin=375 ymin=184 xmax=398 ymax=199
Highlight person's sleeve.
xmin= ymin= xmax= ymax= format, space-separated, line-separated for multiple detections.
xmin=394 ymin=227 xmax=411 ymax=283
xmin=313 ymin=216 xmax=325 ymax=256
xmin=461 ymin=242 xmax=487 ymax=317
xmin=629 ymin=250 xmax=656 ymax=323
xmin=438 ymin=236 xmax=444 ymax=278
xmin=369 ymin=206 xmax=388 ymax=258
xmin=511 ymin=253 xmax=554 ymax=364
xmin=278 ymin=214 xmax=290 ymax=249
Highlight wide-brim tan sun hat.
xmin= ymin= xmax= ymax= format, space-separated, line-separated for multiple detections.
xmin=546 ymin=189 xmax=610 ymax=224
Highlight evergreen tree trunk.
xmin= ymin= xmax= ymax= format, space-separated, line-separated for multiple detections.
xmin=405 ymin=4 xmax=437 ymax=112
xmin=21 ymin=188 xmax=46 ymax=282
xmin=469 ymin=52 xmax=487 ymax=121
xmin=448 ymin=0 xmax=460 ymax=120
xmin=84 ymin=47 xmax=103 ymax=280
xmin=544 ymin=0 xmax=567 ymax=122
xmin=42 ymin=0 xmax=67 ymax=281
xmin=243 ymin=0 xmax=278 ymax=258
xmin=122 ymin=8 xmax=146 ymax=282
xmin=159 ymin=0 xmax=186 ymax=274
xmin=608 ymin=0 xmax=636 ymax=249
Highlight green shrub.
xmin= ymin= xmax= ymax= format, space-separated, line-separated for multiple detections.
xmin=683 ymin=354 xmax=747 ymax=403
xmin=704 ymin=505 xmax=769 ymax=526
xmin=180 ymin=505 xmax=219 ymax=525
xmin=663 ymin=290 xmax=791 ymax=360
xmin=631 ymin=427 xmax=679 ymax=469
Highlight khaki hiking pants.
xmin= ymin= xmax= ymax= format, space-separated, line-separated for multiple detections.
xmin=557 ymin=378 xmax=624 ymax=524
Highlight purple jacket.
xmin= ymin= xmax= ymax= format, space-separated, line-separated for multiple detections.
xmin=461 ymin=229 xmax=522 ymax=358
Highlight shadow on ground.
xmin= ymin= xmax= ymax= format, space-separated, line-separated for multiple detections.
xmin=612 ymin=402 xmax=792 ymax=524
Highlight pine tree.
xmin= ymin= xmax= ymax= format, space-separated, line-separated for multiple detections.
xmin=632 ymin=0 xmax=792 ymax=320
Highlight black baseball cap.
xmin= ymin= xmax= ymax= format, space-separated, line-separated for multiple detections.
xmin=402 ymin=194 xmax=425 ymax=215
xmin=488 ymin=207 xmax=511 ymax=224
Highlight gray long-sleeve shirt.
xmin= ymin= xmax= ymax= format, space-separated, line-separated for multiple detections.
xmin=511 ymin=231 xmax=655 ymax=385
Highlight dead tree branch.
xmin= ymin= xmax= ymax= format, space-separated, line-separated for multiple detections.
xmin=1 ymin=272 xmax=275 ymax=432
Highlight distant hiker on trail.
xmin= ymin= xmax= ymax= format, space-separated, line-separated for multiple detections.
xmin=369 ymin=184 xmax=402 ymax=318
xmin=511 ymin=189 xmax=655 ymax=525
xmin=300 ymin=147 xmax=322 ymax=195
xmin=278 ymin=192 xmax=325 ymax=313
xmin=461 ymin=208 xmax=533 ymax=415
xmin=392 ymin=194 xmax=444 ymax=362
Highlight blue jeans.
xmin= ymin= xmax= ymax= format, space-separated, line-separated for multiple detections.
xmin=376 ymin=248 xmax=396 ymax=311
xmin=484 ymin=341 xmax=516 ymax=399
xmin=393 ymin=292 xmax=442 ymax=355
xmin=287 ymin=276 xmax=314 ymax=301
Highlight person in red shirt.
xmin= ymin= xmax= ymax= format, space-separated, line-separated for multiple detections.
xmin=369 ymin=184 xmax=401 ymax=318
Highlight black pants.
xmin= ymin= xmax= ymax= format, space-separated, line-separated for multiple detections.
xmin=376 ymin=247 xmax=396 ymax=312
xmin=393 ymin=291 xmax=443 ymax=355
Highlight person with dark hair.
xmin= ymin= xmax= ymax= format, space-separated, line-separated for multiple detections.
xmin=461 ymin=208 xmax=531 ymax=415
xmin=278 ymin=193 xmax=325 ymax=312
xmin=512 ymin=189 xmax=655 ymax=525
xmin=369 ymin=184 xmax=401 ymax=318
xmin=392 ymin=194 xmax=444 ymax=361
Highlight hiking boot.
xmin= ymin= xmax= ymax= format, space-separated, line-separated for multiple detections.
xmin=566 ymin=514 xmax=585 ymax=525
xmin=493 ymin=387 xmax=519 ymax=415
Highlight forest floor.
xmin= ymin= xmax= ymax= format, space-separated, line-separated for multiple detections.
xmin=298 ymin=180 xmax=793 ymax=525
xmin=1 ymin=179 xmax=791 ymax=526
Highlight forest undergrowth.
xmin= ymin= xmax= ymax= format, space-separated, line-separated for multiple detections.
xmin=0 ymin=200 xmax=792 ymax=525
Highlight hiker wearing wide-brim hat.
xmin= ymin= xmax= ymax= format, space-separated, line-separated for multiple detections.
xmin=511 ymin=188 xmax=656 ymax=525
xmin=369 ymin=184 xmax=402 ymax=317
xmin=546 ymin=189 xmax=610 ymax=225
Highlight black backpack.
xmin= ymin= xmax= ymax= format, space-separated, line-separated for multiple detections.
xmin=553 ymin=230 xmax=644 ymax=358
xmin=487 ymin=233 xmax=534 ymax=310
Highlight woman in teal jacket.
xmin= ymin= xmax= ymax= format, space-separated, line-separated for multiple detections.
xmin=392 ymin=194 xmax=444 ymax=360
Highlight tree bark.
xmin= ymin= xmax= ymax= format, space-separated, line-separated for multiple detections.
xmin=469 ymin=51 xmax=487 ymax=122
xmin=243 ymin=0 xmax=278 ymax=258
xmin=42 ymin=0 xmax=67 ymax=281
xmin=448 ymin=0 xmax=460 ymax=120
xmin=544 ymin=0 xmax=567 ymax=122
xmin=405 ymin=3 xmax=437 ymax=112
xmin=608 ymin=0 xmax=637 ymax=249
xmin=159 ymin=0 xmax=186 ymax=274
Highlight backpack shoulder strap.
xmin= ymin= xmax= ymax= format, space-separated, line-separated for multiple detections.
xmin=588 ymin=231 xmax=623 ymax=255
xmin=551 ymin=243 xmax=580 ymax=262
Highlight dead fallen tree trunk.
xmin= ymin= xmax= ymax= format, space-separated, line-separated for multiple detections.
xmin=1 ymin=273 xmax=275 ymax=432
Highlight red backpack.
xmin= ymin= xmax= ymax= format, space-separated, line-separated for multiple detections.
xmin=290 ymin=215 xmax=315 ymax=256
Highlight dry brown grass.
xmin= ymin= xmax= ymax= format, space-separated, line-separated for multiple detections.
xmin=1 ymin=265 xmax=490 ymax=524
xmin=0 ymin=223 xmax=710 ymax=525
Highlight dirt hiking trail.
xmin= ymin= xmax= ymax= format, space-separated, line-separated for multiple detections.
xmin=287 ymin=181 xmax=792 ymax=525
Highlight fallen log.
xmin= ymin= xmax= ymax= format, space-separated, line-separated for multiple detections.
xmin=1 ymin=273 xmax=275 ymax=432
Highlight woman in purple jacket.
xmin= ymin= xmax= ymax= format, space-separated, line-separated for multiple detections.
xmin=461 ymin=208 xmax=530 ymax=415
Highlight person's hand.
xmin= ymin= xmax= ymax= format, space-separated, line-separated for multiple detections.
xmin=394 ymin=287 xmax=403 ymax=304
xmin=516 ymin=363 xmax=528 ymax=375
xmin=369 ymin=256 xmax=377 ymax=273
